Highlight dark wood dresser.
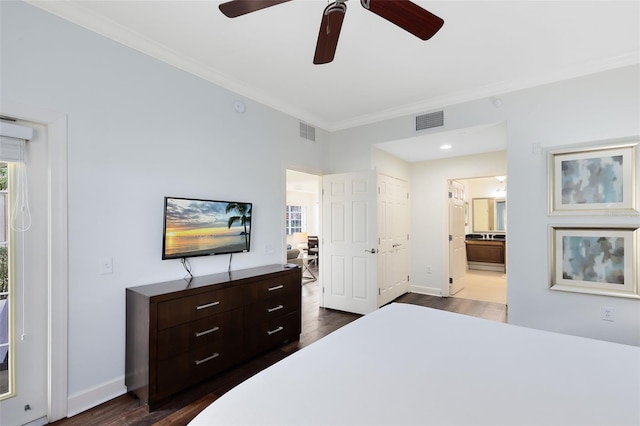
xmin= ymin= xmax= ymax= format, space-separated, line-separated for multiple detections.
xmin=125 ymin=264 xmax=302 ymax=410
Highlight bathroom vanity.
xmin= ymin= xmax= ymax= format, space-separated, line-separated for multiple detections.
xmin=465 ymin=235 xmax=506 ymax=272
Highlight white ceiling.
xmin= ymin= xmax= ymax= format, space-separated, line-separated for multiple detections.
xmin=28 ymin=0 xmax=639 ymax=161
xmin=375 ymin=121 xmax=507 ymax=162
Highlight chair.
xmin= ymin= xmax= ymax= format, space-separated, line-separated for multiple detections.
xmin=306 ymin=236 xmax=319 ymax=266
xmin=287 ymin=248 xmax=316 ymax=282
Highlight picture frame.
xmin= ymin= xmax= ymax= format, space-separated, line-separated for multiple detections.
xmin=548 ymin=142 xmax=638 ymax=215
xmin=549 ymin=226 xmax=639 ymax=299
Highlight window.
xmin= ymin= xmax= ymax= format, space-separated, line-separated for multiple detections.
xmin=0 ymin=162 xmax=10 ymax=397
xmin=285 ymin=205 xmax=306 ymax=235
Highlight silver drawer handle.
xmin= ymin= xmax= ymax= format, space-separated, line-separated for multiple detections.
xmin=195 ymin=352 xmax=219 ymax=365
xmin=268 ymin=284 xmax=284 ymax=292
xmin=195 ymin=326 xmax=220 ymax=337
xmin=267 ymin=326 xmax=284 ymax=336
xmin=196 ymin=301 xmax=220 ymax=310
xmin=267 ymin=305 xmax=284 ymax=313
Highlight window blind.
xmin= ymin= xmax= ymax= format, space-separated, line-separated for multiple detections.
xmin=0 ymin=121 xmax=32 ymax=163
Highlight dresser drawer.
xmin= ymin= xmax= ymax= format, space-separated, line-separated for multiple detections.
xmin=245 ymin=274 xmax=300 ymax=303
xmin=157 ymin=286 xmax=243 ymax=330
xmin=156 ymin=343 xmax=242 ymax=397
xmin=244 ymin=292 xmax=299 ymax=327
xmin=245 ymin=311 xmax=300 ymax=355
xmin=156 ymin=309 xmax=242 ymax=360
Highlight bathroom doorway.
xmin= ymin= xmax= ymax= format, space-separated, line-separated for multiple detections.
xmin=450 ymin=176 xmax=507 ymax=305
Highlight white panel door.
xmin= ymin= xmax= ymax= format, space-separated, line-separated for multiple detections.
xmin=321 ymin=171 xmax=378 ymax=315
xmin=377 ymin=175 xmax=410 ymax=306
xmin=448 ymin=180 xmax=467 ymax=295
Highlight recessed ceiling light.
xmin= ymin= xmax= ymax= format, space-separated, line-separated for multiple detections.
xmin=440 ymin=144 xmax=452 ymax=150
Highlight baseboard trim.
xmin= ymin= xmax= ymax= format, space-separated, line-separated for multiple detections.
xmin=468 ymin=262 xmax=505 ymax=272
xmin=66 ymin=376 xmax=127 ymax=418
xmin=411 ymin=285 xmax=442 ymax=297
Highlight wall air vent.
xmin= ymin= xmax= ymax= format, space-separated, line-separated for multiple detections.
xmin=415 ymin=110 xmax=444 ymax=131
xmin=300 ymin=122 xmax=316 ymax=142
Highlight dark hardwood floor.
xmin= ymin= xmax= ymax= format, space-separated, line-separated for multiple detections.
xmin=51 ymin=265 xmax=506 ymax=426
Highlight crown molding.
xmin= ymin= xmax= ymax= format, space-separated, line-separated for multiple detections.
xmin=329 ymin=51 xmax=640 ymax=131
xmin=25 ymin=1 xmax=639 ymax=133
xmin=25 ymin=1 xmax=330 ymax=129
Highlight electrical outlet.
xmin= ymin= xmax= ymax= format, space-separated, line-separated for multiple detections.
xmin=602 ymin=307 xmax=614 ymax=322
xmin=99 ymin=257 xmax=113 ymax=275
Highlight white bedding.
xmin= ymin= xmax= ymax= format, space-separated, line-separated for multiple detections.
xmin=189 ymin=303 xmax=640 ymax=426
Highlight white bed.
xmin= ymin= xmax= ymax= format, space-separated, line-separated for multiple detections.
xmin=189 ymin=303 xmax=640 ymax=426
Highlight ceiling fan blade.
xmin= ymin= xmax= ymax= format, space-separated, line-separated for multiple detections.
xmin=362 ymin=0 xmax=444 ymax=40
xmin=313 ymin=2 xmax=347 ymax=65
xmin=219 ymin=0 xmax=291 ymax=18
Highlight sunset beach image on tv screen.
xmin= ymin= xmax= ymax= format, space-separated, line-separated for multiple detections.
xmin=163 ymin=197 xmax=252 ymax=259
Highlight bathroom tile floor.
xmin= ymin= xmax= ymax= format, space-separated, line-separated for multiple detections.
xmin=452 ymin=269 xmax=507 ymax=304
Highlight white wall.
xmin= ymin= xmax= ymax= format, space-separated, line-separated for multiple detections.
xmin=411 ymin=151 xmax=507 ymax=296
xmin=371 ymin=147 xmax=411 ymax=181
xmin=503 ymin=67 xmax=640 ymax=346
xmin=329 ymin=65 xmax=640 ymax=346
xmin=1 ymin=1 xmax=329 ymax=414
xmin=2 ymin=1 xmax=639 ymax=418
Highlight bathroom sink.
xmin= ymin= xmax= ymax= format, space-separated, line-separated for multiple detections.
xmin=465 ymin=234 xmax=506 ymax=240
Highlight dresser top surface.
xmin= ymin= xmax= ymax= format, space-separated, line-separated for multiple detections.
xmin=127 ymin=264 xmax=299 ymax=298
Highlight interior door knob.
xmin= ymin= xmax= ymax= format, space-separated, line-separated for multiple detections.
xmin=365 ymin=248 xmax=377 ymax=254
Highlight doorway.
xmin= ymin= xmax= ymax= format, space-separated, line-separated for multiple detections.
xmin=285 ymin=169 xmax=321 ymax=282
xmin=449 ymin=176 xmax=507 ymax=305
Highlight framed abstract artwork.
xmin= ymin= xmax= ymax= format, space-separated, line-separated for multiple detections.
xmin=548 ymin=142 xmax=638 ymax=215
xmin=549 ymin=226 xmax=639 ymax=299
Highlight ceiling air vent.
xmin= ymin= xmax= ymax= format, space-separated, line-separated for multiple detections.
xmin=415 ymin=110 xmax=444 ymax=131
xmin=299 ymin=122 xmax=316 ymax=142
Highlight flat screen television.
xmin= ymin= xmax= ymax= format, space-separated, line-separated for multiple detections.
xmin=162 ymin=196 xmax=252 ymax=259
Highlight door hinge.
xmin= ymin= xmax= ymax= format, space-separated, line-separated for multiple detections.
xmin=407 ymin=233 xmax=410 ymax=241
xmin=449 ymin=234 xmax=453 ymax=241
xmin=449 ymin=277 xmax=453 ymax=284
xmin=407 ymin=192 xmax=409 ymax=200
xmin=407 ymin=275 xmax=410 ymax=282
xmin=448 ymin=191 xmax=453 ymax=198
xmin=322 ymin=287 xmax=325 ymax=293
xmin=378 ymin=288 xmax=381 ymax=295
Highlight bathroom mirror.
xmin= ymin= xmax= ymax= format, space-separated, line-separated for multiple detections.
xmin=472 ymin=198 xmax=506 ymax=232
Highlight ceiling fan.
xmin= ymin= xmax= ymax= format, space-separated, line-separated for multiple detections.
xmin=219 ymin=0 xmax=444 ymax=64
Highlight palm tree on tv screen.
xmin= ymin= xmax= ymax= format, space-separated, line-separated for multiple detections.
xmin=226 ymin=202 xmax=251 ymax=249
